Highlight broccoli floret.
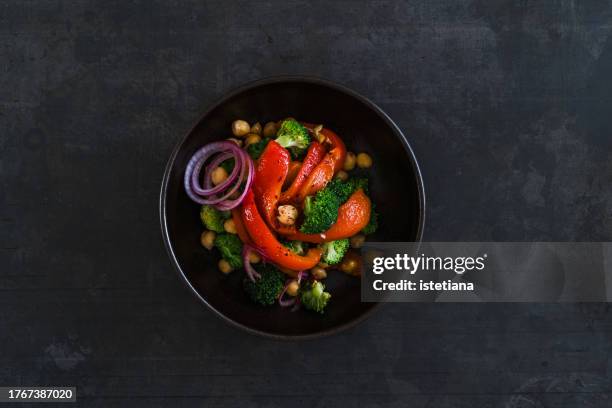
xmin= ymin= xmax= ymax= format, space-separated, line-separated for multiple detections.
xmin=214 ymin=233 xmax=243 ymax=268
xmin=275 ymin=119 xmax=311 ymax=159
xmin=362 ymin=204 xmax=378 ymax=235
xmin=243 ymin=264 xmax=285 ymax=306
xmin=300 ymin=190 xmax=340 ymax=234
xmin=303 ymin=195 xmax=313 ymax=215
xmin=320 ymin=239 xmax=349 ymax=265
xmin=200 ymin=205 xmax=230 ymax=232
xmin=245 ymin=138 xmax=270 ymax=160
xmin=348 ymin=177 xmax=369 ymax=195
xmin=281 ymin=240 xmax=306 ymax=255
xmin=300 ymin=281 xmax=331 ymax=314
xmin=299 ymin=179 xmax=352 ymax=233
xmin=300 ymin=177 xmax=373 ymax=234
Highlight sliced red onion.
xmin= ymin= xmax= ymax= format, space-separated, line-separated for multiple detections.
xmin=191 ymin=142 xmax=241 ymax=196
xmin=183 ymin=141 xmax=254 ymax=210
xmin=195 ymin=149 xmax=247 ymax=206
xmin=297 ymin=270 xmax=307 ymax=284
xmin=205 ymin=152 xmax=234 ymax=178
xmin=214 ymin=149 xmax=254 ymax=210
xmin=278 ymin=281 xmax=296 ymax=307
xmin=242 ymin=244 xmax=261 ymax=283
xmin=278 ymin=270 xmax=306 ymax=308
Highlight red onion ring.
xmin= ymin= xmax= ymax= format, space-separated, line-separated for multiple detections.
xmin=242 ymin=244 xmax=262 ymax=283
xmin=188 ymin=142 xmax=241 ymax=196
xmin=278 ymin=282 xmax=296 ymax=307
xmin=297 ymin=270 xmax=307 ymax=284
xmin=196 ymin=149 xmax=247 ymax=205
xmin=206 ymin=149 xmax=253 ymax=210
xmin=184 ymin=141 xmax=254 ymax=210
xmin=278 ymin=270 xmax=306 ymax=308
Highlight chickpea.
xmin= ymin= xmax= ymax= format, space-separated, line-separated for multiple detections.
xmin=344 ymin=152 xmax=356 ymax=171
xmin=341 ymin=258 xmax=358 ymax=274
xmin=218 ymin=259 xmax=233 ymax=274
xmin=340 ymin=252 xmax=362 ymax=276
xmin=211 ymin=166 xmax=228 ymax=185
xmin=311 ymin=266 xmax=327 ymax=280
xmin=317 ymin=261 xmax=329 ymax=269
xmin=245 ymin=133 xmax=261 ymax=147
xmin=223 ymin=218 xmax=237 ymax=234
xmin=200 ymin=230 xmax=216 ymax=250
xmin=250 ymin=122 xmax=262 ymax=135
xmin=350 ymin=234 xmax=366 ymax=249
xmin=227 ymin=137 xmax=243 ymax=147
xmin=231 ymin=119 xmax=250 ymax=137
xmin=277 ymin=204 xmax=298 ymax=226
xmin=356 ymin=152 xmax=373 ymax=168
xmin=263 ymin=121 xmax=277 ymax=137
xmin=335 ymin=170 xmax=349 ymax=181
xmin=248 ymin=251 xmax=261 ymax=264
xmin=286 ymin=280 xmax=299 ymax=297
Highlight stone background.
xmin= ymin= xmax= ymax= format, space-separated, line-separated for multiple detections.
xmin=2 ymin=1 xmax=612 ymax=406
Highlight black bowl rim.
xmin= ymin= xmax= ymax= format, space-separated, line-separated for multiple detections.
xmin=159 ymin=75 xmax=426 ymax=340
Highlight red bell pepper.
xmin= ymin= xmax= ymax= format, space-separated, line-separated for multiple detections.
xmin=253 ymin=139 xmax=326 ymax=234
xmin=280 ymin=141 xmax=326 ymax=203
xmin=283 ymin=161 xmax=303 ymax=189
xmin=240 ymin=189 xmax=322 ymax=272
xmin=231 ymin=208 xmax=253 ymax=246
xmin=285 ymin=189 xmax=371 ymax=243
xmin=296 ymin=124 xmax=346 ymax=202
xmin=252 ymin=141 xmax=291 ymax=231
xmin=252 ymin=124 xmax=347 ymax=235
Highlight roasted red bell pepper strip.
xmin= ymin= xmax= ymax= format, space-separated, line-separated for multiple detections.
xmin=280 ymin=141 xmax=326 ymax=203
xmin=285 ymin=189 xmax=371 ymax=243
xmin=283 ymin=161 xmax=303 ymax=189
xmin=252 ymin=141 xmax=290 ymax=230
xmin=241 ymin=189 xmax=322 ymax=272
xmin=231 ymin=208 xmax=253 ymax=246
xmin=296 ymin=124 xmax=346 ymax=202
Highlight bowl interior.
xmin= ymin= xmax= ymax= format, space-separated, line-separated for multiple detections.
xmin=162 ymin=79 xmax=424 ymax=338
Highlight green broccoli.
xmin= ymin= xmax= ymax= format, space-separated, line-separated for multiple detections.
xmin=348 ymin=177 xmax=369 ymax=195
xmin=362 ymin=204 xmax=378 ymax=235
xmin=300 ymin=177 xmax=373 ymax=234
xmin=200 ymin=205 xmax=231 ymax=232
xmin=300 ymin=281 xmax=331 ymax=314
xmin=245 ymin=138 xmax=270 ymax=160
xmin=275 ymin=119 xmax=311 ymax=159
xmin=300 ymin=190 xmax=339 ymax=234
xmin=281 ymin=240 xmax=306 ymax=255
xmin=320 ymin=239 xmax=349 ymax=265
xmin=214 ymin=233 xmax=243 ymax=268
xmin=303 ymin=195 xmax=313 ymax=215
xmin=243 ymin=264 xmax=285 ymax=306
xmin=299 ymin=179 xmax=353 ymax=233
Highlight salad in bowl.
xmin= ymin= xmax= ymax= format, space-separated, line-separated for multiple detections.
xmin=184 ymin=118 xmax=378 ymax=314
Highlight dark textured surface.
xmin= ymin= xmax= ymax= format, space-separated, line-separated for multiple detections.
xmin=2 ymin=0 xmax=612 ymax=406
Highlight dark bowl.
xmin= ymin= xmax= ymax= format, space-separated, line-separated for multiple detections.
xmin=160 ymin=76 xmax=425 ymax=339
